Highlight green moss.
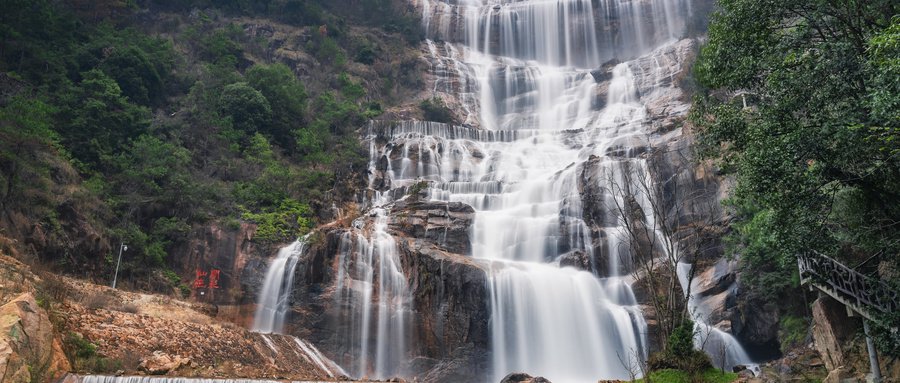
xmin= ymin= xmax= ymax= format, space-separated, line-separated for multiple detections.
xmin=636 ymin=368 xmax=738 ymax=383
xmin=779 ymin=315 xmax=808 ymax=352
xmin=420 ymin=97 xmax=456 ymax=124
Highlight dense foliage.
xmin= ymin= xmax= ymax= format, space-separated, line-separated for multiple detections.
xmin=0 ymin=0 xmax=421 ymax=291
xmin=691 ymin=0 xmax=899 ymax=353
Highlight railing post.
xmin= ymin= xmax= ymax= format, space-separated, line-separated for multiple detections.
xmin=862 ymin=319 xmax=883 ymax=383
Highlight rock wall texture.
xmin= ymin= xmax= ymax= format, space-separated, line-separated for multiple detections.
xmin=811 ymin=296 xmax=900 ymax=381
xmin=281 ymin=198 xmax=490 ymax=382
xmin=0 ymin=294 xmax=71 ymax=383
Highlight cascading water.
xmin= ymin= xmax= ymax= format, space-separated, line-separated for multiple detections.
xmin=252 ymin=238 xmax=350 ymax=379
xmin=676 ymin=263 xmax=759 ymax=374
xmin=253 ymin=239 xmax=307 ymax=334
xmin=359 ymin=1 xmax=700 ymax=381
xmin=331 ymin=199 xmax=412 ymax=379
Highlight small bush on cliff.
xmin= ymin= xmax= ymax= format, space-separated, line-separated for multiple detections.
xmin=64 ymin=332 xmax=124 ymax=373
xmin=241 ymin=198 xmax=314 ymax=243
xmin=420 ymin=97 xmax=456 ymax=124
xmin=648 ymin=319 xmax=712 ymax=377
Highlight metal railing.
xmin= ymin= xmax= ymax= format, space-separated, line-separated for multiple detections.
xmin=797 ymin=251 xmax=900 ymax=321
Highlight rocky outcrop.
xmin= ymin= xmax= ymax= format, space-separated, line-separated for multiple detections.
xmin=389 ymin=200 xmax=475 ymax=255
xmin=275 ymin=196 xmax=490 ymax=382
xmin=169 ymin=223 xmax=266 ymax=328
xmin=400 ymin=242 xmax=490 ymax=381
xmin=500 ymin=372 xmax=552 ymax=383
xmin=139 ymin=351 xmax=192 ymax=375
xmin=631 ymin=39 xmax=697 ymax=135
xmin=811 ymin=296 xmax=859 ymax=371
xmin=690 ymin=259 xmax=739 ymax=331
xmin=0 ymin=293 xmax=70 ymax=383
xmin=558 ymin=250 xmax=591 ymax=271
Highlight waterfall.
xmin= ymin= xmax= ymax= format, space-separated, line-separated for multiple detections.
xmin=331 ymin=201 xmax=412 ymax=379
xmin=252 ymin=239 xmax=306 ymax=334
xmin=336 ymin=0 xmax=749 ymax=381
xmin=420 ymin=0 xmax=692 ymax=68
xmin=677 ymin=262 xmax=759 ymax=374
xmin=397 ymin=1 xmax=701 ymax=381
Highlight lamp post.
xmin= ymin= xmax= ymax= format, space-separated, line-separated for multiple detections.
xmin=111 ymin=242 xmax=128 ymax=289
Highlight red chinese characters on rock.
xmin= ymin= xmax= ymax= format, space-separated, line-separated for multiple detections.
xmin=208 ymin=269 xmax=221 ymax=289
xmin=192 ymin=268 xmax=221 ymax=289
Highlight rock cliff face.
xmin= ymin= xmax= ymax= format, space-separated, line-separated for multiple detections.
xmin=278 ymin=198 xmax=490 ymax=382
xmin=169 ymin=223 xmax=268 ymax=328
xmin=809 ymin=296 xmax=900 ymax=381
xmin=0 ymin=294 xmax=71 ymax=383
xmin=265 ymin=33 xmax=784 ymax=380
xmin=0 ymin=254 xmax=70 ymax=383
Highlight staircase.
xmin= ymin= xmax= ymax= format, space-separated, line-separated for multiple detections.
xmin=798 ymin=251 xmax=899 ymax=382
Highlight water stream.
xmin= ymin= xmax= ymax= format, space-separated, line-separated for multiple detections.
xmin=677 ymin=262 xmax=759 ymax=374
xmin=251 ymin=1 xmax=756 ymax=381
xmin=253 ymin=239 xmax=307 ymax=334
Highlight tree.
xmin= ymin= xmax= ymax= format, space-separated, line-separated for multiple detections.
xmin=218 ymin=82 xmax=272 ymax=134
xmin=246 ymin=63 xmax=307 ymax=147
xmin=0 ymin=96 xmax=58 ymax=209
xmin=691 ymin=0 xmax=900 ymax=346
xmin=59 ymin=69 xmax=151 ymax=168
xmin=603 ymin=151 xmax=719 ymax=353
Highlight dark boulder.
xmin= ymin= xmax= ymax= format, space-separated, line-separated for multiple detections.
xmin=590 ymin=58 xmax=621 ymax=83
xmin=559 ymin=250 xmax=591 ymax=271
xmin=500 ymin=372 xmax=552 ymax=383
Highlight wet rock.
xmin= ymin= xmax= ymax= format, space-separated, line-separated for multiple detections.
xmin=285 ymin=220 xmax=491 ymax=382
xmin=736 ymin=300 xmax=780 ymax=348
xmin=500 ymin=372 xmax=552 ymax=383
xmin=590 ymin=59 xmax=622 ymax=83
xmin=390 ymin=200 xmax=475 ymax=255
xmin=693 ymin=259 xmax=737 ymax=298
xmin=559 ymin=250 xmax=591 ymax=271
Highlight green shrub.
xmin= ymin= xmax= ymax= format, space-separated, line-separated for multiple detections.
xmin=779 ymin=315 xmax=808 ymax=352
xmin=219 ymin=82 xmax=273 ymax=134
xmin=65 ymin=333 xmax=97 ymax=359
xmin=648 ymin=320 xmax=712 ymax=376
xmin=242 ymin=198 xmax=314 ymax=243
xmin=65 ymin=331 xmax=125 ymax=373
xmin=420 ymin=97 xmax=456 ymax=124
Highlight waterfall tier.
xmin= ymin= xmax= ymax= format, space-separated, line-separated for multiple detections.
xmin=249 ymin=0 xmax=755 ymax=381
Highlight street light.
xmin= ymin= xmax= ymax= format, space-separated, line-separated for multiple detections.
xmin=111 ymin=242 xmax=128 ymax=289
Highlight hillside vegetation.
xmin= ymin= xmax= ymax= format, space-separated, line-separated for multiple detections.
xmin=0 ymin=0 xmax=424 ymax=291
xmin=692 ymin=0 xmax=900 ymax=354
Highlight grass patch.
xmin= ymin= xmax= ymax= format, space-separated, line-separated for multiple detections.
xmin=636 ymin=368 xmax=738 ymax=383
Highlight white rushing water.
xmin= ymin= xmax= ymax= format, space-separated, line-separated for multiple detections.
xmin=392 ymin=0 xmax=698 ymax=381
xmin=250 ymin=0 xmax=745 ymax=381
xmin=253 ymin=239 xmax=307 ymax=334
xmin=676 ymin=263 xmax=759 ymax=374
xmin=331 ymin=199 xmax=412 ymax=379
xmin=252 ymin=238 xmax=350 ymax=379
